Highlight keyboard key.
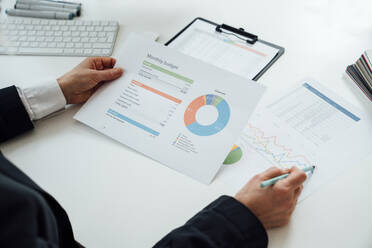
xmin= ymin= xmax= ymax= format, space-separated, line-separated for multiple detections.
xmin=93 ymin=49 xmax=102 ymax=54
xmin=93 ymin=43 xmax=111 ymax=49
xmin=104 ymin=26 xmax=117 ymax=32
xmin=64 ymin=48 xmax=74 ymax=54
xmin=18 ymin=47 xmax=63 ymax=55
xmin=89 ymin=32 xmax=98 ymax=37
xmin=7 ymin=47 xmax=19 ymax=53
xmin=21 ymin=42 xmax=30 ymax=47
xmin=63 ymin=31 xmax=72 ymax=37
xmin=74 ymin=49 xmax=83 ymax=54
xmin=102 ymin=49 xmax=111 ymax=55
xmin=95 ymin=26 xmax=103 ymax=32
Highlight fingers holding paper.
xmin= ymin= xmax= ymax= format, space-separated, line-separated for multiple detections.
xmin=57 ymin=57 xmax=124 ymax=104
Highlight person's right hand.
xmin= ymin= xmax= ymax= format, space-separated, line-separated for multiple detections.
xmin=235 ymin=166 xmax=307 ymax=229
xmin=57 ymin=57 xmax=123 ymax=104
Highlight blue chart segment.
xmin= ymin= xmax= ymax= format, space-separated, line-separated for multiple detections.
xmin=184 ymin=94 xmax=230 ymax=136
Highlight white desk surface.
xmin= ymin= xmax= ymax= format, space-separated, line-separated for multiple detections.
xmin=1 ymin=0 xmax=372 ymax=247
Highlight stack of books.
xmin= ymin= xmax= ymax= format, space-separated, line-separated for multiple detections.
xmin=346 ymin=50 xmax=372 ymax=101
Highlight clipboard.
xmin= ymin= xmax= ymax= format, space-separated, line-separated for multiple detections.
xmin=166 ymin=17 xmax=285 ymax=81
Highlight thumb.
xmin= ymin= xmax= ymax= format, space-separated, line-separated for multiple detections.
xmin=94 ymin=67 xmax=123 ymax=82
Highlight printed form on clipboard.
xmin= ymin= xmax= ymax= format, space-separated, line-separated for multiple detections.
xmin=167 ymin=18 xmax=284 ymax=80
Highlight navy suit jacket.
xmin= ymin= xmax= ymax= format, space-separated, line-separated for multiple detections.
xmin=0 ymin=85 xmax=268 ymax=248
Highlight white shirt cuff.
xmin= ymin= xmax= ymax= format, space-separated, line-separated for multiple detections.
xmin=17 ymin=80 xmax=67 ymax=120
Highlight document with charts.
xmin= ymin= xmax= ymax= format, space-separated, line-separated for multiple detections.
xmin=219 ymin=79 xmax=372 ymax=200
xmin=74 ymin=33 xmax=266 ymax=184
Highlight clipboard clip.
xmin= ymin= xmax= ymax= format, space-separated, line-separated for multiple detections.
xmin=215 ymin=24 xmax=258 ymax=44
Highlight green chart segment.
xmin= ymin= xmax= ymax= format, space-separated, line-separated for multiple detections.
xmin=224 ymin=145 xmax=243 ymax=165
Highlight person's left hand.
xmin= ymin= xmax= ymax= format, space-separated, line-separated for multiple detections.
xmin=57 ymin=57 xmax=123 ymax=104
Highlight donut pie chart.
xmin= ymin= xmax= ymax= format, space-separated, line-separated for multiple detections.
xmin=184 ymin=94 xmax=230 ymax=136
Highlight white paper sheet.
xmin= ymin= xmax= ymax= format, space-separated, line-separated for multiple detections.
xmin=74 ymin=33 xmax=266 ymax=184
xmin=168 ymin=19 xmax=280 ymax=80
xmin=218 ymin=79 xmax=372 ymax=200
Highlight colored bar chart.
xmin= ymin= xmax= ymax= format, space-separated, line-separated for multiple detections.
xmin=131 ymin=80 xmax=182 ymax=104
xmin=107 ymin=109 xmax=160 ymax=136
xmin=143 ymin=60 xmax=194 ymax=84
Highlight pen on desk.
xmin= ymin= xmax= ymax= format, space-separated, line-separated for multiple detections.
xmin=260 ymin=166 xmax=315 ymax=188
xmin=6 ymin=8 xmax=73 ymax=20
xmin=15 ymin=3 xmax=79 ymax=16
xmin=17 ymin=0 xmax=81 ymax=10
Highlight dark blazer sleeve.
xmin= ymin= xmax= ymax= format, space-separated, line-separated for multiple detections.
xmin=0 ymin=172 xmax=60 ymax=248
xmin=0 ymin=86 xmax=34 ymax=142
xmin=153 ymin=196 xmax=268 ymax=248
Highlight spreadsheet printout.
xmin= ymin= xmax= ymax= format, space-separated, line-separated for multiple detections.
xmin=219 ymin=79 xmax=372 ymax=200
xmin=168 ymin=19 xmax=280 ymax=80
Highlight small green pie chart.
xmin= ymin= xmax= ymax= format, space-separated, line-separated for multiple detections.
xmin=223 ymin=145 xmax=243 ymax=165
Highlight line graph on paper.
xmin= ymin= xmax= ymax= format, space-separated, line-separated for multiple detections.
xmin=241 ymin=123 xmax=313 ymax=169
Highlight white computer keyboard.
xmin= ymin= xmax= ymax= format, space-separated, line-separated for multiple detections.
xmin=0 ymin=18 xmax=119 ymax=56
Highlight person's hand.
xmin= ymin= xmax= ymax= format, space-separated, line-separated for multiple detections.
xmin=57 ymin=57 xmax=123 ymax=104
xmin=235 ymin=166 xmax=307 ymax=229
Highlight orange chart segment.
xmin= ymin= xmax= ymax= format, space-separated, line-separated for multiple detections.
xmin=184 ymin=95 xmax=206 ymax=126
